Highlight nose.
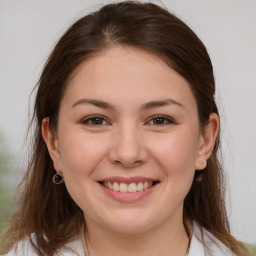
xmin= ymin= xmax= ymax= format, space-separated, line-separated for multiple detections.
xmin=108 ymin=125 xmax=148 ymax=168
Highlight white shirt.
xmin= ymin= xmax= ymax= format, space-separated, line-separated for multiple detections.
xmin=188 ymin=222 xmax=235 ymax=256
xmin=3 ymin=222 xmax=235 ymax=256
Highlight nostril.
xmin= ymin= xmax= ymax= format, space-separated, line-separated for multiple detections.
xmin=112 ymin=159 xmax=143 ymax=168
xmin=108 ymin=139 xmax=148 ymax=168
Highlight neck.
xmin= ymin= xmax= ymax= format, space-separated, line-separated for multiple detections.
xmin=83 ymin=216 xmax=190 ymax=256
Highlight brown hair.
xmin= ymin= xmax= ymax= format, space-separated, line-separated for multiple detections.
xmin=0 ymin=1 xmax=248 ymax=255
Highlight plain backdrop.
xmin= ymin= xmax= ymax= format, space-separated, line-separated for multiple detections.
xmin=0 ymin=0 xmax=255 ymax=243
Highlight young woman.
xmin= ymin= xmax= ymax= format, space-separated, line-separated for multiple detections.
xmin=0 ymin=1 xmax=248 ymax=256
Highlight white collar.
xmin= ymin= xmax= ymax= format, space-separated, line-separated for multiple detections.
xmin=188 ymin=221 xmax=235 ymax=256
xmin=62 ymin=221 xmax=235 ymax=256
xmin=5 ymin=222 xmax=235 ymax=256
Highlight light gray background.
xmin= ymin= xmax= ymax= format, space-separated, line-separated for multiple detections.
xmin=0 ymin=0 xmax=255 ymax=243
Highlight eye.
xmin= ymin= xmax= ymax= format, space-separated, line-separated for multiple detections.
xmin=147 ymin=116 xmax=175 ymax=126
xmin=82 ymin=116 xmax=109 ymax=126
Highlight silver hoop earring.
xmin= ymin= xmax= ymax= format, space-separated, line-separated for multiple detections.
xmin=195 ymin=174 xmax=203 ymax=182
xmin=53 ymin=171 xmax=64 ymax=184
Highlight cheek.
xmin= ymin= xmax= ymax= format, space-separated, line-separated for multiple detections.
xmin=147 ymin=129 xmax=199 ymax=201
xmin=57 ymin=130 xmax=110 ymax=212
xmin=149 ymin=130 xmax=199 ymax=176
xmin=58 ymin=130 xmax=109 ymax=178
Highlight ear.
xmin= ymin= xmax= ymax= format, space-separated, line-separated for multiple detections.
xmin=195 ymin=113 xmax=219 ymax=170
xmin=42 ymin=117 xmax=62 ymax=171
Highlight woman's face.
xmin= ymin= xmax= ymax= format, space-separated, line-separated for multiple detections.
xmin=44 ymin=46 xmax=211 ymax=234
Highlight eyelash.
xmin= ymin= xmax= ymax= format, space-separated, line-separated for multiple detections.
xmin=81 ymin=115 xmax=175 ymax=127
xmin=81 ymin=115 xmax=109 ymax=126
xmin=147 ymin=115 xmax=175 ymax=126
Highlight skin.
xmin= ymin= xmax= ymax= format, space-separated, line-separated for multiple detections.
xmin=42 ymin=46 xmax=219 ymax=256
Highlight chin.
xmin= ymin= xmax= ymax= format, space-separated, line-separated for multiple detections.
xmin=100 ymin=211 xmax=158 ymax=234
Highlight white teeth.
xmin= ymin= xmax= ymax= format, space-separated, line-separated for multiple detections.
xmin=143 ymin=181 xmax=149 ymax=189
xmin=120 ymin=183 xmax=128 ymax=192
xmin=128 ymin=183 xmax=137 ymax=193
xmin=108 ymin=181 xmax=113 ymax=189
xmin=137 ymin=182 xmax=144 ymax=191
xmin=113 ymin=182 xmax=119 ymax=191
xmin=102 ymin=181 xmax=155 ymax=192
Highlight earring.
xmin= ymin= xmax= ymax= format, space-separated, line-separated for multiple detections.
xmin=195 ymin=174 xmax=203 ymax=182
xmin=201 ymin=159 xmax=207 ymax=169
xmin=53 ymin=171 xmax=64 ymax=184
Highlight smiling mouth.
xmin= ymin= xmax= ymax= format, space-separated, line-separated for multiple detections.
xmin=99 ymin=181 xmax=160 ymax=193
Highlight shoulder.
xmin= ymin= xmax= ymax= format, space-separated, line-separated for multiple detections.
xmin=2 ymin=236 xmax=84 ymax=256
xmin=1 ymin=238 xmax=35 ymax=256
xmin=188 ymin=221 xmax=236 ymax=256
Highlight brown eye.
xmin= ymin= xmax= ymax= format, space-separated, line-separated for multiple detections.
xmin=148 ymin=116 xmax=174 ymax=125
xmin=82 ymin=116 xmax=108 ymax=126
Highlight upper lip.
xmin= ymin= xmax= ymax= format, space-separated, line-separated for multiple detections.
xmin=98 ymin=176 xmax=159 ymax=184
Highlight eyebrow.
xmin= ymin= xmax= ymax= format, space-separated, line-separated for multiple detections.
xmin=72 ymin=98 xmax=184 ymax=110
xmin=141 ymin=99 xmax=184 ymax=110
xmin=72 ymin=99 xmax=115 ymax=110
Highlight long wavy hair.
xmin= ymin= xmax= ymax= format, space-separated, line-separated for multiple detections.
xmin=0 ymin=1 xmax=248 ymax=255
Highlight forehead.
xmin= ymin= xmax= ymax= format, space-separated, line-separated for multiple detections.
xmin=62 ymin=46 xmax=197 ymax=111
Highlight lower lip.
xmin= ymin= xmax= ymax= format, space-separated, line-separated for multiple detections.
xmin=99 ymin=183 xmax=159 ymax=203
